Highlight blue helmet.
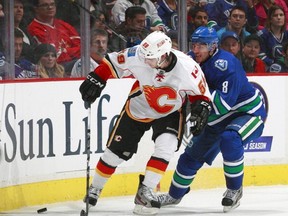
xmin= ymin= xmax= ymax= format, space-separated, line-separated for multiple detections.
xmin=191 ymin=26 xmax=219 ymax=50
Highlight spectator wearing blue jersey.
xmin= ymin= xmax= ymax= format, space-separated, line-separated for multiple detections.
xmin=156 ymin=0 xmax=178 ymax=31
xmin=269 ymin=41 xmax=288 ymax=72
xmin=257 ymin=5 xmax=288 ymax=69
xmin=205 ymin=0 xmax=258 ymax=32
xmin=157 ymin=27 xmax=267 ymax=213
xmin=14 ymin=28 xmax=38 ymax=79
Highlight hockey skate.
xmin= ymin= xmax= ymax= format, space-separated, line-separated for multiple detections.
xmin=157 ymin=187 xmax=189 ymax=207
xmin=133 ymin=175 xmax=161 ymax=215
xmin=83 ymin=185 xmax=102 ymax=207
xmin=222 ymin=187 xmax=243 ymax=212
xmin=157 ymin=193 xmax=181 ymax=207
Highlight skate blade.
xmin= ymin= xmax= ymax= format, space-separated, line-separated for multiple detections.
xmin=223 ymin=201 xmax=240 ymax=213
xmin=133 ymin=204 xmax=159 ymax=215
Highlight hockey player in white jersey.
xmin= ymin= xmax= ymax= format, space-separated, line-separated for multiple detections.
xmin=79 ymin=31 xmax=212 ymax=215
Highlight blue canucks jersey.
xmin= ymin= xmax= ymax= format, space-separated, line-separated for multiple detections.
xmin=156 ymin=0 xmax=178 ymax=30
xmin=191 ymin=49 xmax=267 ymax=127
xmin=205 ymin=0 xmax=258 ymax=31
xmin=257 ymin=28 xmax=288 ymax=66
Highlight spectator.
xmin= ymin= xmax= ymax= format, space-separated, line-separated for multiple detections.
xmin=187 ymin=7 xmax=208 ymax=39
xmin=217 ymin=6 xmax=251 ymax=46
xmin=71 ymin=29 xmax=108 ymax=77
xmin=269 ymin=41 xmax=288 ymax=72
xmin=90 ymin=10 xmax=107 ymax=30
xmin=90 ymin=0 xmax=115 ymax=24
xmin=111 ymin=0 xmax=166 ymax=32
xmin=0 ymin=53 xmax=10 ymax=80
xmin=55 ymin=0 xmax=80 ymax=32
xmin=254 ymin=0 xmax=288 ymax=30
xmin=109 ymin=6 xmax=150 ymax=51
xmin=14 ymin=0 xmax=31 ymax=45
xmin=28 ymin=0 xmax=81 ymax=64
xmin=220 ymin=31 xmax=242 ymax=60
xmin=242 ymin=34 xmax=266 ymax=73
xmin=156 ymin=0 xmax=178 ymax=31
xmin=14 ymin=28 xmax=38 ymax=79
xmin=34 ymin=43 xmax=65 ymax=78
xmin=205 ymin=0 xmax=258 ymax=32
xmin=90 ymin=10 xmax=113 ymax=42
xmin=257 ymin=5 xmax=288 ymax=68
xmin=14 ymin=0 xmax=36 ymax=62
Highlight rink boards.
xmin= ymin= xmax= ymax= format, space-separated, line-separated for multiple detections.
xmin=0 ymin=75 xmax=288 ymax=211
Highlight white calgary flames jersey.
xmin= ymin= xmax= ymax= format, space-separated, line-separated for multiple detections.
xmin=95 ymin=46 xmax=211 ymax=122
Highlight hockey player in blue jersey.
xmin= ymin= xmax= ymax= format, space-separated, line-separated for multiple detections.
xmin=157 ymin=26 xmax=267 ymax=212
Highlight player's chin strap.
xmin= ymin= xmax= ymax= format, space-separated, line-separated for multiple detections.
xmin=157 ymin=53 xmax=170 ymax=68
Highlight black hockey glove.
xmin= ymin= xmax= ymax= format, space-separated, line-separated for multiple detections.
xmin=79 ymin=72 xmax=106 ymax=103
xmin=189 ymin=100 xmax=212 ymax=136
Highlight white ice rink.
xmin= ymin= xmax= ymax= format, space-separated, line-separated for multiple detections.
xmin=1 ymin=185 xmax=288 ymax=216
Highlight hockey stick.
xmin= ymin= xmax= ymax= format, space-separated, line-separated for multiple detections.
xmin=80 ymin=102 xmax=92 ymax=216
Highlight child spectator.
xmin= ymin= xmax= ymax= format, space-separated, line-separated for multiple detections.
xmin=34 ymin=43 xmax=65 ymax=78
xmin=28 ymin=0 xmax=81 ymax=64
xmin=242 ymin=34 xmax=266 ymax=73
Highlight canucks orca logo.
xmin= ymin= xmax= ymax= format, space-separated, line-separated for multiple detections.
xmin=272 ymin=44 xmax=284 ymax=59
xmin=215 ymin=59 xmax=228 ymax=71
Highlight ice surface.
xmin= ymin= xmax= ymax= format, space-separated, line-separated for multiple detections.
xmin=1 ymin=185 xmax=287 ymax=216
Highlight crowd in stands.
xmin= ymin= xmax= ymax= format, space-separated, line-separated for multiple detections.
xmin=1 ymin=0 xmax=288 ymax=80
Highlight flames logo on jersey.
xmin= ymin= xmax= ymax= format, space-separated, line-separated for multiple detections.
xmin=143 ymin=85 xmax=177 ymax=114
